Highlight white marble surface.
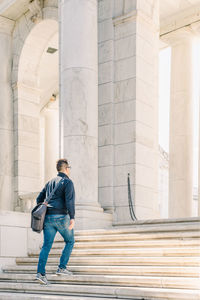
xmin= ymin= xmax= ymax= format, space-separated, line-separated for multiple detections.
xmin=0 ymin=210 xmax=42 ymax=265
xmin=60 ymin=0 xmax=97 ymax=71
xmin=112 ymin=0 xmax=160 ymax=223
xmin=97 ymin=0 xmax=114 ymax=213
xmin=43 ymin=104 xmax=59 ymax=182
xmin=60 ymin=0 xmax=99 ymax=208
xmin=168 ymin=29 xmax=193 ymax=218
xmin=13 ymin=10 xmax=58 ymax=198
xmin=61 ymin=69 xmax=98 ymax=137
xmin=0 ymin=17 xmax=14 ymax=210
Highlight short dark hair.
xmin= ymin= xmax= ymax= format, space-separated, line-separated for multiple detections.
xmin=56 ymin=158 xmax=69 ymax=172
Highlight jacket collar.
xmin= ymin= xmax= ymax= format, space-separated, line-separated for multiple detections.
xmin=57 ymin=172 xmax=69 ymax=179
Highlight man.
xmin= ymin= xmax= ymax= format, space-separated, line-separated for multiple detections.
xmin=36 ymin=158 xmax=75 ymax=285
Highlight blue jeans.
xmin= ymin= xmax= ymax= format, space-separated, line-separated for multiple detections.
xmin=37 ymin=214 xmax=75 ymax=275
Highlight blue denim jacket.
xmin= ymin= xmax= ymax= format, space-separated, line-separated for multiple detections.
xmin=36 ymin=172 xmax=75 ymax=219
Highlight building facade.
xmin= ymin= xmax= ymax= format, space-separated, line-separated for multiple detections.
xmin=0 ymin=0 xmax=199 ymax=233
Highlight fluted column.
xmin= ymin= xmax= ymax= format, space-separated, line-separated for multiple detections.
xmin=59 ymin=0 xmax=98 ymax=206
xmin=167 ymin=29 xmax=194 ymax=218
xmin=0 ymin=17 xmax=14 ymax=210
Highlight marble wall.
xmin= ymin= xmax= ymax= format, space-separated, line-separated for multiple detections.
xmin=98 ymin=0 xmax=114 ymax=213
xmin=98 ymin=0 xmax=160 ymax=224
xmin=0 ymin=210 xmax=42 ymax=271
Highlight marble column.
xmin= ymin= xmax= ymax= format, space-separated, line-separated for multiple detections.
xmin=0 ymin=17 xmax=14 ymax=210
xmin=199 ymin=108 xmax=200 ymax=216
xmin=189 ymin=23 xmax=200 ymax=217
xmin=43 ymin=101 xmax=59 ymax=182
xmin=168 ymin=29 xmax=194 ymax=218
xmin=59 ymin=1 xmax=99 ymax=207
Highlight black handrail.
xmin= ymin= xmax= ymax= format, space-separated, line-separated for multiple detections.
xmin=127 ymin=173 xmax=137 ymax=221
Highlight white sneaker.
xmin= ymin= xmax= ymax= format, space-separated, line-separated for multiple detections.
xmin=36 ymin=273 xmax=49 ymax=285
xmin=56 ymin=267 xmax=73 ymax=275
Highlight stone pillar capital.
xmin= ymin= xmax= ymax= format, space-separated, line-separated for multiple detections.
xmin=189 ymin=20 xmax=200 ymax=39
xmin=113 ymin=0 xmax=159 ymax=32
xmin=28 ymin=0 xmax=43 ymax=23
xmin=161 ymin=27 xmax=195 ymax=47
xmin=42 ymin=98 xmax=59 ymax=114
xmin=0 ymin=16 xmax=14 ymax=34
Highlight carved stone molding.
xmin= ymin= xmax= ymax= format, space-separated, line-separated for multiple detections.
xmin=29 ymin=0 xmax=43 ymax=23
xmin=17 ymin=192 xmax=38 ymax=212
xmin=161 ymin=27 xmax=196 ymax=47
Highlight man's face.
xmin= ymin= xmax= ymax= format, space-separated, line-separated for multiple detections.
xmin=65 ymin=165 xmax=70 ymax=176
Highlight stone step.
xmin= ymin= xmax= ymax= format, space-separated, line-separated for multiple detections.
xmin=3 ymin=265 xmax=200 ymax=277
xmin=0 ymin=282 xmax=199 ymax=300
xmin=112 ymin=217 xmax=200 ymax=228
xmin=52 ymin=239 xmax=200 ymax=249
xmin=58 ymin=230 xmax=200 ymax=243
xmin=57 ymin=226 xmax=200 ymax=242
xmin=15 ymin=256 xmax=200 ymax=267
xmin=71 ymin=218 xmax=200 ymax=237
xmin=0 ymin=292 xmax=124 ymax=300
xmin=29 ymin=247 xmax=200 ymax=257
xmin=0 ymin=273 xmax=199 ymax=290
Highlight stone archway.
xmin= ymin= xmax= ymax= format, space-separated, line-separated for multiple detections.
xmin=12 ymin=6 xmax=59 ymax=210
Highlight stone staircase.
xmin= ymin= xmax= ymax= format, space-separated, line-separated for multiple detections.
xmin=0 ymin=218 xmax=200 ymax=299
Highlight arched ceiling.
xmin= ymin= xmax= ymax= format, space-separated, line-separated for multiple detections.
xmin=37 ymin=31 xmax=58 ymax=109
xmin=18 ymin=19 xmax=58 ymax=108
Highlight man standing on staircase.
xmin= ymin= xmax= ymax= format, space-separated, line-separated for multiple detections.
xmin=36 ymin=158 xmax=75 ymax=285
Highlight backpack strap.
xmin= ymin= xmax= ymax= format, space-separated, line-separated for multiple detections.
xmin=44 ymin=178 xmax=65 ymax=204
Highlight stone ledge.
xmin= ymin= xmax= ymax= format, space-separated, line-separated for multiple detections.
xmin=0 ymin=210 xmax=30 ymax=227
xmin=113 ymin=216 xmax=200 ymax=227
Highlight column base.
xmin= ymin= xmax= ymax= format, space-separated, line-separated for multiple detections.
xmin=16 ymin=192 xmax=113 ymax=230
xmin=113 ymin=205 xmax=160 ymax=226
xmin=74 ymin=203 xmax=113 ymax=230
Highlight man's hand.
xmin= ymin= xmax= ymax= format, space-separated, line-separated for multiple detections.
xmin=68 ymin=219 xmax=75 ymax=230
